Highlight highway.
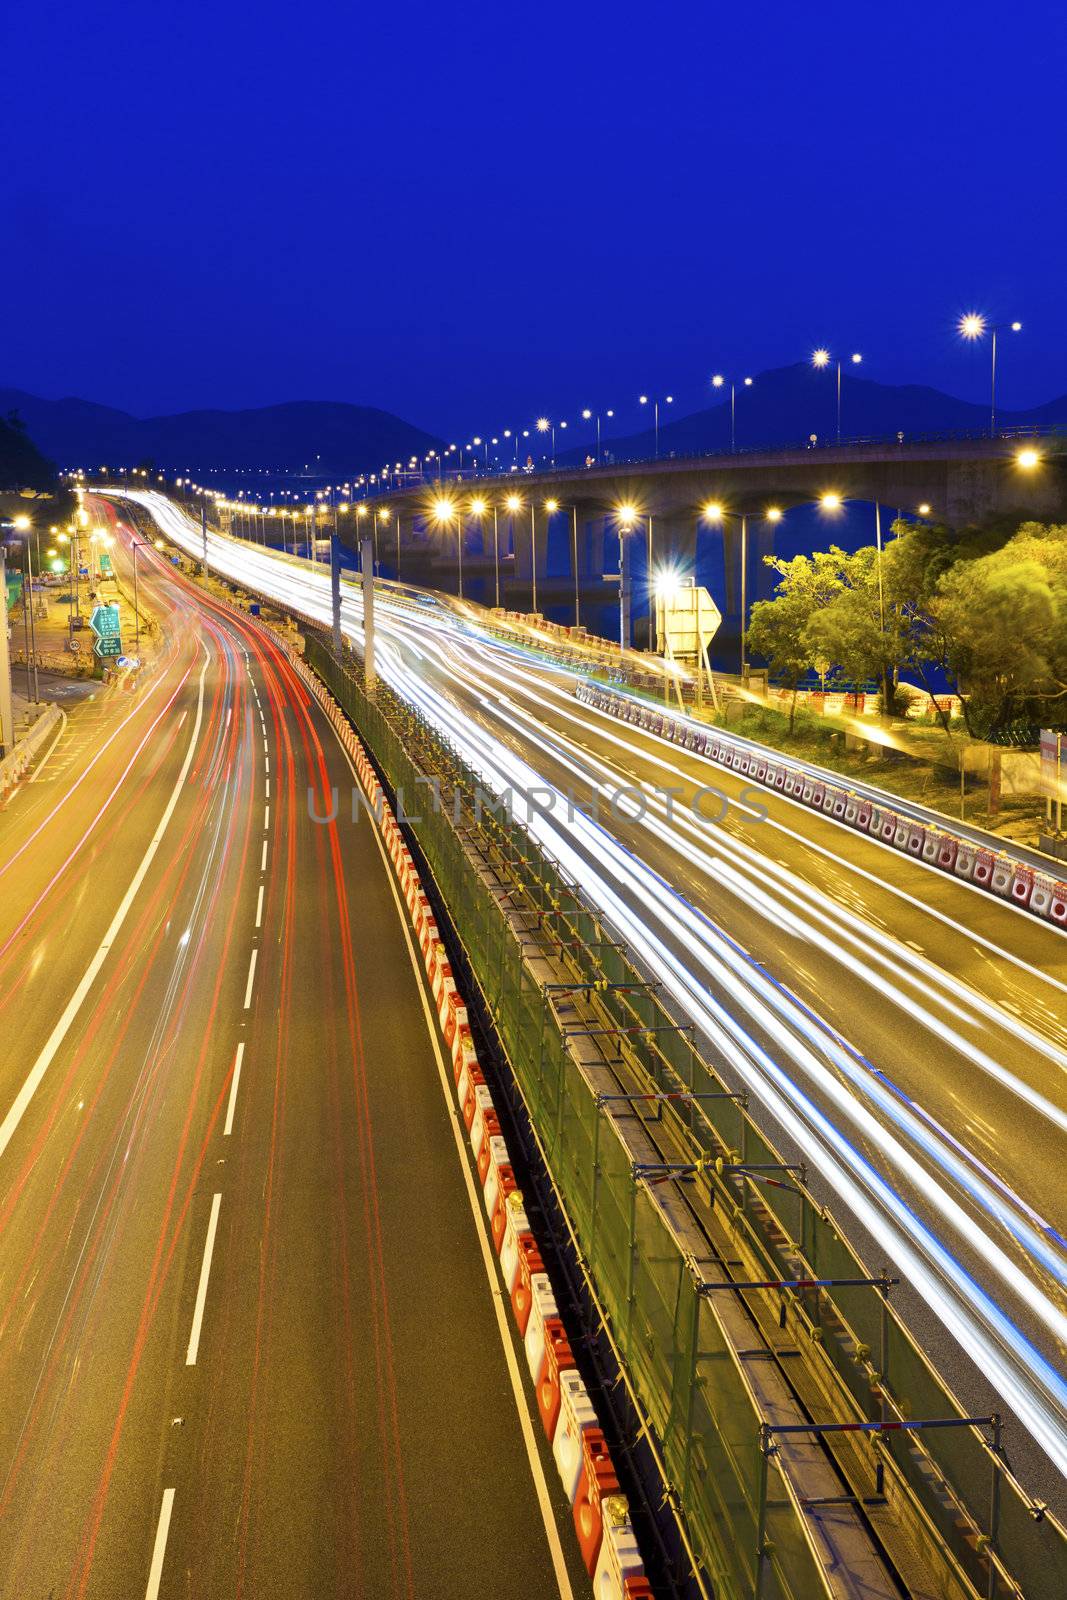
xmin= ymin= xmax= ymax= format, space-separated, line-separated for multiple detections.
xmin=117 ymin=488 xmax=1067 ymax=1510
xmin=0 ymin=517 xmax=583 ymax=1598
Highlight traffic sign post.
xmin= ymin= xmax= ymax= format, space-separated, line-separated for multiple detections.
xmin=89 ymin=603 xmax=122 ymax=660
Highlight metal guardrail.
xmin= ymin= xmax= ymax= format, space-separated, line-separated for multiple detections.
xmin=304 ymin=628 xmax=1067 ymax=1600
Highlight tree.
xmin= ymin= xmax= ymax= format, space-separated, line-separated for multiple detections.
xmin=746 ymin=550 xmax=844 ymax=733
xmin=928 ymin=524 xmax=1067 ymax=736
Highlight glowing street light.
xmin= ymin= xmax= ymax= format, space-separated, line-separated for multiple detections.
xmin=811 ymin=349 xmax=862 ymax=443
xmin=958 ymin=312 xmax=1022 ymax=436
xmin=700 ymin=502 xmax=782 ymax=673
xmin=535 ymin=416 xmax=556 ymax=466
xmin=431 ymin=496 xmax=464 ymax=599
xmin=711 ymin=373 xmax=753 ymax=453
xmin=1016 ymin=448 xmax=1040 ymax=470
xmin=614 ymin=503 xmax=640 ymax=647
xmin=819 ymin=492 xmax=843 ymax=512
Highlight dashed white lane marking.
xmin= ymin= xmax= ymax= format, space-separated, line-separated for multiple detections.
xmin=260 ymin=839 xmax=268 ymax=872
xmin=0 ymin=653 xmax=210 ymax=1166
xmin=264 ymin=778 xmax=270 ymax=800
xmin=263 ymin=804 xmax=270 ymax=831
xmin=185 ymin=1192 xmax=222 ymax=1365
xmin=224 ymin=1043 xmax=244 ymax=1137
xmin=264 ymin=755 xmax=269 ymax=775
xmin=144 ymin=1486 xmax=176 ymax=1600
xmin=255 ymin=883 xmax=264 ymax=928
xmin=243 ymin=948 xmax=258 ymax=1009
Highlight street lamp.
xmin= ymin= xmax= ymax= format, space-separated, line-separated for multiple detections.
xmin=535 ymin=416 xmax=555 ymax=467
xmin=431 ymin=496 xmax=462 ymax=599
xmin=638 ymin=393 xmax=673 ymax=459
xmin=702 ymin=502 xmax=782 ymax=675
xmin=580 ymin=406 xmax=614 ymax=464
xmin=615 ymin=503 xmax=640 ymax=648
xmin=811 ymin=349 xmax=862 ymax=443
xmin=711 ymin=374 xmax=753 ymax=454
xmin=12 ymin=514 xmax=38 ymax=703
xmin=958 ymin=314 xmax=1021 ymax=437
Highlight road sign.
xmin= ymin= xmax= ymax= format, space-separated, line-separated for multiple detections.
xmin=89 ymin=603 xmax=122 ymax=659
xmin=99 ymin=551 xmax=113 ymax=574
xmin=79 ymin=565 xmax=89 ymax=578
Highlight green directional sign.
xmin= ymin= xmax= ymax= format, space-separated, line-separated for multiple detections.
xmin=89 ymin=602 xmax=122 ymax=659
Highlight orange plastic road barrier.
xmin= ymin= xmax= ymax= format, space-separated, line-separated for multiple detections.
xmin=490 ymin=1169 xmax=517 ymax=1252
xmin=511 ymin=1235 xmax=545 ymax=1334
xmin=537 ymin=1318 xmax=575 ymax=1441
xmin=573 ymin=1428 xmax=619 ymax=1573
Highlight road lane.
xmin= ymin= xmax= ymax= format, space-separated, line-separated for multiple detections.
xmin=0 ymin=533 xmax=584 ymax=1599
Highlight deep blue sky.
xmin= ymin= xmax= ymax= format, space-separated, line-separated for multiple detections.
xmin=3 ymin=0 xmax=1064 ymax=437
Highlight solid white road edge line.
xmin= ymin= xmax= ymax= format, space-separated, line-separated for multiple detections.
xmin=0 ymin=650 xmax=210 ymax=1167
xmin=27 ymin=708 xmax=68 ymax=782
xmin=185 ymin=1191 xmax=222 ymax=1365
xmin=332 ymin=720 xmax=575 ymax=1600
xmin=144 ymin=1486 xmax=176 ymax=1600
xmin=224 ymin=1043 xmax=245 ymax=1137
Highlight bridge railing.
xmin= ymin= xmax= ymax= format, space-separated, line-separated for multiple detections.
xmin=358 ymin=424 xmax=1065 ymax=496
xmin=304 ymin=626 xmax=1067 ymax=1600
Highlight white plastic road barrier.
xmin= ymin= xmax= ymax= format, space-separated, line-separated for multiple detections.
xmin=469 ymin=1084 xmax=497 ymax=1162
xmin=594 ymin=1495 xmax=646 ymax=1600
xmin=574 ymin=681 xmax=1067 ymax=933
xmin=990 ymin=856 xmax=1014 ymax=897
xmin=481 ymin=1134 xmax=511 ymax=1217
xmin=552 ymin=1369 xmax=599 ymax=1502
xmin=525 ymin=1273 xmax=559 ymax=1382
xmin=499 ymin=1191 xmax=532 ymax=1290
xmin=453 ymin=1030 xmax=479 ymax=1089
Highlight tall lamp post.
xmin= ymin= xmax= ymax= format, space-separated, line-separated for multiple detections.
xmin=12 ymin=515 xmax=39 ymax=704
xmin=469 ymin=497 xmax=488 ymax=595
xmin=615 ymin=505 xmax=636 ymax=648
xmin=959 ymin=314 xmax=1021 ymax=437
xmin=431 ymin=497 xmax=462 ymax=599
xmin=580 ymin=406 xmax=614 ymax=464
xmin=504 ymin=492 xmax=523 ymax=609
xmin=702 ymin=501 xmax=782 ymax=676
xmin=711 ymin=374 xmax=753 ymax=453
xmin=811 ymin=348 xmax=862 ymax=443
xmin=535 ymin=416 xmax=556 ymax=467
xmin=638 ymin=393 xmax=673 ymax=459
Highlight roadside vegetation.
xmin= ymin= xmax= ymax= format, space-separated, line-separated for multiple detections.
xmin=745 ymin=516 xmax=1067 ymax=741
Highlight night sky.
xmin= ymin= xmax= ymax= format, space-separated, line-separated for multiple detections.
xmin=3 ymin=0 xmax=1064 ymax=435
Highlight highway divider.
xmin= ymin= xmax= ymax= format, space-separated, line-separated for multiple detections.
xmin=574 ymin=682 xmax=1067 ymax=929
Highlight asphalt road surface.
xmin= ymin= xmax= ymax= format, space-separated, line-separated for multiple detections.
xmin=114 ymin=489 xmax=1067 ymax=1512
xmin=0 ymin=525 xmax=584 ymax=1599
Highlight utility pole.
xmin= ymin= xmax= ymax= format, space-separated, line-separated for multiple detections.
xmin=201 ymin=502 xmax=209 ymax=580
xmin=0 ymin=554 xmax=14 ymax=757
xmin=361 ymin=536 xmax=376 ymax=694
xmin=330 ymin=533 xmax=343 ymax=653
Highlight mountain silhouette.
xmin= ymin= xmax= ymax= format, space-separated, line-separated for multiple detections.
xmin=0 ymin=391 xmax=443 ymax=479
